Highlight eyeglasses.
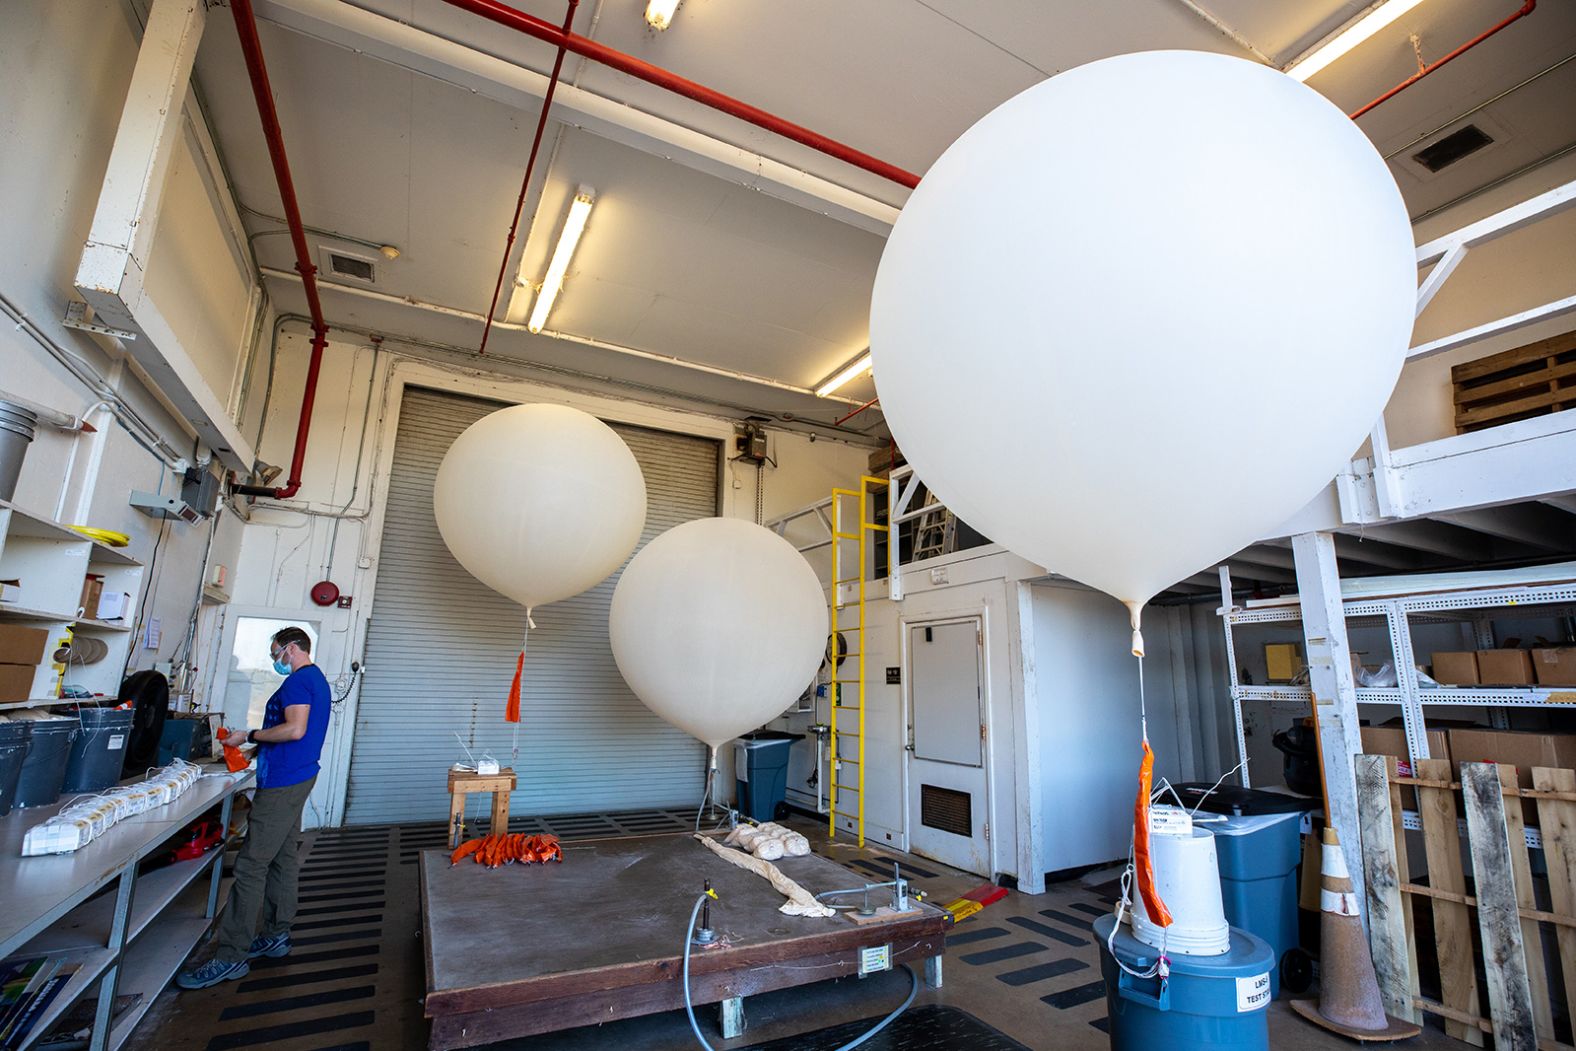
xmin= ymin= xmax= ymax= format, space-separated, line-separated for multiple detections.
xmin=269 ymin=642 xmax=294 ymax=662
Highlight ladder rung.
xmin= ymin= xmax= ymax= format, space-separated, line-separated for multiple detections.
xmin=832 ymin=578 xmax=861 ymax=585
xmin=832 ymin=531 xmax=860 ymax=539
xmin=831 ymin=810 xmax=862 ymax=820
xmin=832 ymin=704 xmax=862 ymax=710
xmin=833 ymin=784 xmax=861 ymax=792
xmin=832 ymin=758 xmax=860 ymax=765
xmin=863 ymin=523 xmax=890 ymax=532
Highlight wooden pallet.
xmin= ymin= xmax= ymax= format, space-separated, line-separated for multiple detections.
xmin=1452 ymin=329 xmax=1576 ymax=433
xmin=1356 ymin=754 xmax=1576 ymax=1051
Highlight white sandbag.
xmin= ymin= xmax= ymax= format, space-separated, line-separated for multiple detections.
xmin=784 ymin=833 xmax=811 ymax=857
xmin=754 ymin=837 xmax=785 ymax=861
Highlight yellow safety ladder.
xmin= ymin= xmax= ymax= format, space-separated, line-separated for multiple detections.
xmin=827 ymin=474 xmax=888 ymax=847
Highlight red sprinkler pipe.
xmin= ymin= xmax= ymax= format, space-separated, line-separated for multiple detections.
xmin=229 ymin=0 xmax=329 ymax=500
xmin=834 ymin=395 xmax=880 ymax=426
xmin=1349 ymin=0 xmax=1535 ymax=120
xmin=479 ymin=0 xmax=579 ymax=356
xmin=437 ymin=0 xmax=921 ymax=190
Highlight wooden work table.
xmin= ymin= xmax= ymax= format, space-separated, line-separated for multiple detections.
xmin=419 ymin=833 xmax=948 ymax=1049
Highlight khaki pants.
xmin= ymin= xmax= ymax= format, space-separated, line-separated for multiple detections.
xmin=215 ymin=777 xmax=316 ymax=963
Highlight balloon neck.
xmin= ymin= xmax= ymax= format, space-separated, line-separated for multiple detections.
xmin=1124 ymin=601 xmax=1145 ymax=658
xmin=707 ymin=745 xmax=718 ymax=772
xmin=526 ymin=606 xmax=536 ymax=631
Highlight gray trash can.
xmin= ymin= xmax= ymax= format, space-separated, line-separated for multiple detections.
xmin=14 ymin=715 xmax=80 ymax=808
xmin=62 ymin=706 xmax=135 ymax=793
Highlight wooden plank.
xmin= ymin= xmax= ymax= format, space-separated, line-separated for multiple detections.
xmin=1452 ymin=330 xmax=1576 ymax=383
xmin=1532 ymin=767 xmax=1576 ymax=1033
xmin=1417 ymin=757 xmax=1484 ymax=1045
xmin=1455 ymin=361 xmax=1576 ymax=407
xmin=1460 ymin=762 xmax=1537 ymax=1051
xmin=1356 ymin=754 xmax=1417 ymax=1022
xmin=1497 ymin=764 xmax=1555 ymax=1042
xmin=1398 ymin=882 xmax=1576 ymax=928
xmin=1455 ymin=385 xmax=1575 ymax=428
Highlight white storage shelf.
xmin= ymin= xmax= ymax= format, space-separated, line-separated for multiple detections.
xmin=0 ymin=500 xmax=143 ymax=709
xmin=1220 ymin=568 xmax=1576 ymax=784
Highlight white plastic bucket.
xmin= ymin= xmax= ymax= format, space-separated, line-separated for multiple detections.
xmin=1132 ymin=826 xmax=1231 ymax=956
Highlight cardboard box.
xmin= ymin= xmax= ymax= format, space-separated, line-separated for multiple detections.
xmin=79 ymin=575 xmax=104 ymax=620
xmin=1532 ymin=648 xmax=1576 ymax=687
xmin=1431 ymin=651 xmax=1479 ymax=686
xmin=867 ymin=445 xmax=903 ymax=473
xmin=1477 ymin=649 xmax=1535 ymax=686
xmin=1447 ymin=728 xmax=1576 ymax=790
xmin=96 ymin=591 xmax=131 ymax=621
xmin=1360 ymin=725 xmax=1451 ymax=778
xmin=1265 ymin=643 xmax=1304 ymax=683
xmin=0 ymin=664 xmax=35 ymax=703
xmin=0 ymin=579 xmax=19 ymax=604
xmin=0 ymin=625 xmax=49 ymax=666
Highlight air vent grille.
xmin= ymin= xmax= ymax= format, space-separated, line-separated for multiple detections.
xmin=327 ymin=251 xmax=375 ymax=283
xmin=1413 ymin=125 xmax=1493 ymax=173
xmin=920 ymin=784 xmax=972 ymax=837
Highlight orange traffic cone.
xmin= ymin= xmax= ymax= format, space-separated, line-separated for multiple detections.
xmin=1290 ymin=827 xmax=1420 ymax=1041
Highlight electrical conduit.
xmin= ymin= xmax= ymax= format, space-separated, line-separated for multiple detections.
xmin=1350 ymin=0 xmax=1536 ymax=120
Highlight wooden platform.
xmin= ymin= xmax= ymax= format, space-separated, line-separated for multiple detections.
xmin=419 ymin=834 xmax=948 ymax=1049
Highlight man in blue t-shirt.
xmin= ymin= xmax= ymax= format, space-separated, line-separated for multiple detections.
xmin=178 ymin=626 xmax=331 ymax=989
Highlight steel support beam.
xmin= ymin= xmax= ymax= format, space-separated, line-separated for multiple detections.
xmin=72 ymin=0 xmax=253 ymax=471
xmin=1436 ymin=505 xmax=1576 ymax=552
xmin=1291 ymin=531 xmax=1366 ymax=913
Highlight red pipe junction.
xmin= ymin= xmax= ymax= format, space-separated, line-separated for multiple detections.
xmin=229 ymin=0 xmax=328 ymax=500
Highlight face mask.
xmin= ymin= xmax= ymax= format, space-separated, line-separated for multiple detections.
xmin=273 ymin=654 xmax=291 ymax=676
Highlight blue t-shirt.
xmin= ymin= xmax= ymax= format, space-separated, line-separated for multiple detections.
xmin=257 ymin=664 xmax=331 ymax=790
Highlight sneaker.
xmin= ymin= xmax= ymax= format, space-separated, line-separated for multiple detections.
xmin=247 ymin=931 xmax=292 ymax=959
xmin=175 ymin=957 xmax=250 ymax=990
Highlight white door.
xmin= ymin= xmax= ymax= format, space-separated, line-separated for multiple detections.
xmin=905 ymin=617 xmax=990 ymax=875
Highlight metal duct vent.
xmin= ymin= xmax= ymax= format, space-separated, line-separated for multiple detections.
xmin=920 ymin=784 xmax=971 ymax=838
xmin=324 ymin=249 xmax=376 ymax=284
xmin=1413 ymin=125 xmax=1494 ymax=173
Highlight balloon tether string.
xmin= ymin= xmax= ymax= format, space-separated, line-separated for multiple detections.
xmin=510 ymin=607 xmax=535 ymax=761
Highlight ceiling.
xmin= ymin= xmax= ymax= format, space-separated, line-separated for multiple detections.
xmin=191 ymin=0 xmax=1576 ymax=434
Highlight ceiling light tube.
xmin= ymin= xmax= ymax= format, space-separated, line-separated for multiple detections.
xmin=527 ymin=186 xmax=596 ymax=335
xmin=644 ymin=0 xmax=680 ymax=30
xmin=816 ymin=351 xmax=873 ymax=398
xmin=1284 ymin=0 xmax=1430 ymax=82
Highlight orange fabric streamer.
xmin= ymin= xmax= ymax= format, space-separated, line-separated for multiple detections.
xmin=1133 ymin=738 xmax=1173 ymax=928
xmin=505 ymin=650 xmax=524 ymax=723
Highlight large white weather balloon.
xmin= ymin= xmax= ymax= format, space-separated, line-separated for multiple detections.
xmin=870 ymin=51 xmax=1415 ymax=641
xmin=433 ymin=404 xmax=646 ymax=611
xmin=609 ymin=518 xmax=827 ymax=749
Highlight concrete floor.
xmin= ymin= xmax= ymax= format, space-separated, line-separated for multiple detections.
xmin=128 ymin=811 xmax=1472 ymax=1050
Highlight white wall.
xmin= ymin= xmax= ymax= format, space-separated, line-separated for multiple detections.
xmin=0 ymin=1 xmax=246 ymax=696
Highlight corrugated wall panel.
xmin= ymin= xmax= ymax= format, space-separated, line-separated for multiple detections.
xmin=344 ymin=388 xmax=720 ymax=825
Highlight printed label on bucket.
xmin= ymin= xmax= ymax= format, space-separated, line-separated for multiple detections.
xmin=107 ymin=735 xmax=125 ymax=751
xmin=1236 ymin=972 xmax=1271 ymax=1012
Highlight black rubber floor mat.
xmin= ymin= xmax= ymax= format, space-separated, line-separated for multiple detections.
xmin=742 ymin=1005 xmax=1030 ymax=1050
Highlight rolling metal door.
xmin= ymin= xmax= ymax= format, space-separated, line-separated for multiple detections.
xmin=345 ymin=387 xmax=720 ymax=825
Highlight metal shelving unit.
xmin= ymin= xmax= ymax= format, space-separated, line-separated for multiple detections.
xmin=1220 ymin=567 xmax=1576 ymax=785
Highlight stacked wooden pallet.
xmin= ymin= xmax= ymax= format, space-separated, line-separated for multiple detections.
xmin=1452 ymin=330 xmax=1576 ymax=434
xmin=1356 ymin=754 xmax=1576 ymax=1050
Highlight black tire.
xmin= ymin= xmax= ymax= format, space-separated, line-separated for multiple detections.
xmin=119 ymin=670 xmax=170 ymax=776
xmin=774 ymin=801 xmax=790 ymax=821
xmin=1280 ymin=947 xmax=1314 ymax=995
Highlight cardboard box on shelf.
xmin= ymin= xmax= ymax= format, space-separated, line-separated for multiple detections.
xmin=1430 ymin=652 xmax=1480 ymax=686
xmin=79 ymin=575 xmax=104 ymax=620
xmin=0 ymin=625 xmax=49 ymax=666
xmin=1264 ymin=643 xmax=1304 ymax=683
xmin=0 ymin=664 xmax=35 ymax=702
xmin=1476 ymin=649 xmax=1535 ymax=686
xmin=1532 ymin=648 xmax=1576 ymax=687
xmin=1360 ymin=725 xmax=1451 ymax=778
xmin=1447 ymin=728 xmax=1576 ymax=791
xmin=867 ymin=445 xmax=903 ymax=473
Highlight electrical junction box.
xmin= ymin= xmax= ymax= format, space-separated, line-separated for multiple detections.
xmin=857 ymin=944 xmax=892 ymax=977
xmin=736 ymin=420 xmax=769 ymax=463
xmin=130 ymin=490 xmax=202 ymax=524
xmin=182 ymin=465 xmax=221 ymax=518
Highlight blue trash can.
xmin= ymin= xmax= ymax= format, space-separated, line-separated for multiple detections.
xmin=734 ymin=732 xmax=801 ymax=822
xmin=1095 ymin=913 xmax=1273 ymax=1051
xmin=1198 ymin=810 xmax=1305 ymax=996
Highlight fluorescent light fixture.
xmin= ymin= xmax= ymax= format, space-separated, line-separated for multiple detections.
xmin=816 ymin=351 xmax=873 ymax=398
xmin=644 ymin=0 xmax=680 ymax=30
xmin=527 ymin=186 xmax=595 ymax=335
xmin=1284 ymin=0 xmax=1430 ymax=83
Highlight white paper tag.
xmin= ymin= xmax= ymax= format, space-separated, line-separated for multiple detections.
xmin=107 ymin=734 xmax=125 ymax=751
xmin=1236 ymin=972 xmax=1271 ymax=1012
xmin=1148 ymin=805 xmax=1192 ymax=836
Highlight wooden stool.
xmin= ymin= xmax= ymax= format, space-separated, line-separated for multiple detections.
xmin=448 ymin=767 xmax=516 ymax=847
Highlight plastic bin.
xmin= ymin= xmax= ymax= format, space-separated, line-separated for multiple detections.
xmin=13 ymin=715 xmax=79 ymax=808
xmin=1199 ymin=810 xmax=1305 ymax=996
xmin=0 ymin=720 xmax=32 ymax=817
xmin=61 ymin=707 xmax=134 ymax=793
xmin=734 ymin=731 xmax=801 ymax=822
xmin=158 ymin=717 xmax=208 ymax=767
xmin=1096 ymin=912 xmax=1273 ymax=1051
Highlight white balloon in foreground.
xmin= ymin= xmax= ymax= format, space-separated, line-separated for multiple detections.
xmin=610 ymin=518 xmax=827 ymax=749
xmin=434 ymin=404 xmax=646 ymax=610
xmin=870 ymin=51 xmax=1415 ymax=621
